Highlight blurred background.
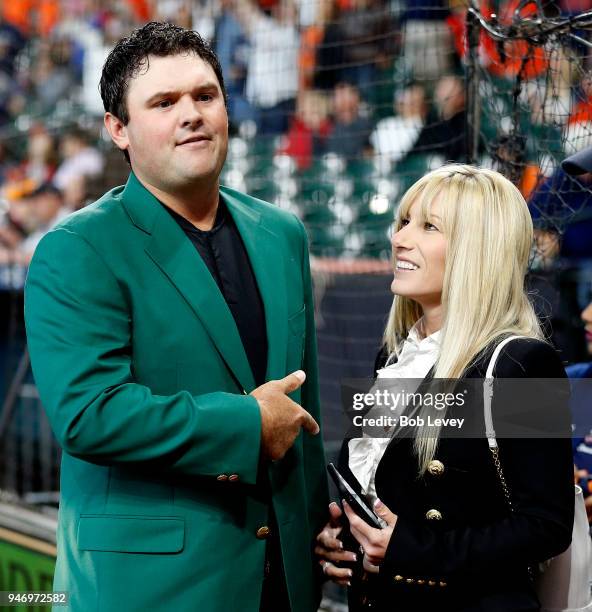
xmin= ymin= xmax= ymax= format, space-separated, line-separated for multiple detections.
xmin=0 ymin=0 xmax=591 ymax=608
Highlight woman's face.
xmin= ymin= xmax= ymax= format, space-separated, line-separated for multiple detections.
xmin=391 ymin=196 xmax=447 ymax=309
xmin=582 ymin=301 xmax=592 ymax=355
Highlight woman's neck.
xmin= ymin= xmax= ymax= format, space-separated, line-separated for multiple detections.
xmin=418 ymin=304 xmax=443 ymax=338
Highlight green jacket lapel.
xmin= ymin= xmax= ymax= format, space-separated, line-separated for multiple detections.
xmin=221 ymin=186 xmax=288 ymax=382
xmin=121 ymin=172 xmax=256 ymax=393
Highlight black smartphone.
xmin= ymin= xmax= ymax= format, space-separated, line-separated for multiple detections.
xmin=327 ymin=463 xmax=383 ymax=529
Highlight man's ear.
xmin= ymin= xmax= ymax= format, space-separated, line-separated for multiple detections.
xmin=104 ymin=112 xmax=129 ymax=153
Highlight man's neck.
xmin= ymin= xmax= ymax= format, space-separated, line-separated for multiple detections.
xmin=135 ymin=173 xmax=220 ymax=231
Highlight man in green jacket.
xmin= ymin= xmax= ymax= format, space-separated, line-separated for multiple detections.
xmin=24 ymin=21 xmax=329 ymax=611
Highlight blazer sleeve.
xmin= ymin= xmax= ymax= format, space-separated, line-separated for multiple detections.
xmin=24 ymin=228 xmax=262 ymax=484
xmin=381 ymin=339 xmax=574 ymax=579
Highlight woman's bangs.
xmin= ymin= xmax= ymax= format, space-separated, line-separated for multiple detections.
xmin=397 ymin=179 xmax=444 ymax=227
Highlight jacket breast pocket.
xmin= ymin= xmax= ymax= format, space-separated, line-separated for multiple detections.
xmin=77 ymin=515 xmax=185 ymax=554
xmin=287 ymin=306 xmax=306 ymax=374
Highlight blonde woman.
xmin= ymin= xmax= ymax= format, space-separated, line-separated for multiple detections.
xmin=316 ymin=164 xmax=574 ymax=610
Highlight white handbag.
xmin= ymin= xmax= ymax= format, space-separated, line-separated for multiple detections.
xmin=483 ymin=335 xmax=592 ymax=612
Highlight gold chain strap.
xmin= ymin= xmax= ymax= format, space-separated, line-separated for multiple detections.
xmin=490 ymin=446 xmax=513 ymax=511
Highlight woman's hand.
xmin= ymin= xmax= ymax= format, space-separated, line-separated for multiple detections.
xmin=343 ymin=499 xmax=398 ymax=566
xmin=315 ymin=502 xmax=358 ymax=586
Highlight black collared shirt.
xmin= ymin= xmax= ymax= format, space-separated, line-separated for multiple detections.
xmin=162 ymin=198 xmax=268 ymax=387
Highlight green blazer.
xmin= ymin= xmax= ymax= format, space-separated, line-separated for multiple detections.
xmin=24 ymin=172 xmax=329 ymax=611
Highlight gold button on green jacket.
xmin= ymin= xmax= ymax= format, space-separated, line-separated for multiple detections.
xmin=24 ymin=172 xmax=329 ymax=612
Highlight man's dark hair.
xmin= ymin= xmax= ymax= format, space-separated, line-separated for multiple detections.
xmin=100 ymin=22 xmax=227 ymax=162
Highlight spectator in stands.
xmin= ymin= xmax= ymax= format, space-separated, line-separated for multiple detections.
xmin=0 ymin=182 xmax=70 ymax=265
xmin=52 ymin=127 xmax=103 ymax=211
xmin=0 ymin=70 xmax=24 ymax=126
xmin=333 ymin=0 xmax=398 ymax=92
xmin=0 ymin=15 xmax=26 ymax=77
xmin=213 ymin=0 xmax=255 ymax=128
xmin=527 ymin=145 xmax=592 ymax=364
xmin=559 ymin=145 xmax=592 ymax=523
xmin=31 ymin=123 xmax=58 ymax=176
xmin=325 ymin=82 xmax=373 ymax=160
xmin=52 ymin=127 xmax=104 ymax=195
xmin=527 ymin=161 xmax=589 ymax=319
xmin=0 ymin=199 xmax=26 ymax=263
xmin=411 ymin=74 xmax=468 ymax=162
xmin=567 ymin=292 xmax=592 ymax=523
xmin=562 ymin=73 xmax=592 ymax=157
xmin=300 ymin=0 xmax=333 ymax=90
xmin=491 ymin=134 xmax=540 ymax=199
xmin=560 ymin=141 xmax=592 ymax=259
xmin=525 ymin=163 xmax=591 ymax=363
xmin=567 ymin=74 xmax=592 ymax=127
xmin=370 ymin=84 xmax=427 ymax=164
xmin=529 ymin=166 xmax=592 ymax=262
xmin=2 ymin=123 xmax=56 ymax=199
xmin=0 ymin=15 xmax=26 ymax=126
xmin=16 ymin=182 xmax=69 ymax=263
xmin=278 ymin=89 xmax=332 ymax=170
xmin=314 ymin=0 xmax=344 ymax=92
xmin=32 ymin=41 xmax=77 ymax=114
xmin=314 ymin=0 xmax=398 ymax=94
xmin=26 ymin=123 xmax=57 ymax=184
xmin=63 ymin=174 xmax=91 ymax=210
xmin=523 ymin=47 xmax=573 ymax=126
xmin=0 ymin=14 xmax=27 ymax=125
xmin=232 ymin=0 xmax=300 ymax=135
xmin=401 ymin=0 xmax=454 ymax=81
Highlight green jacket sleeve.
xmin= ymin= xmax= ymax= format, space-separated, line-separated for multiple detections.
xmin=24 ymin=228 xmax=262 ymax=484
xmin=298 ymin=221 xmax=330 ymax=537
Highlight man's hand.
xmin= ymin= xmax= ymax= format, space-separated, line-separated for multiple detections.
xmin=251 ymin=370 xmax=319 ymax=461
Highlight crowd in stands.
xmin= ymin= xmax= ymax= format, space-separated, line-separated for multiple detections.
xmin=0 ymin=125 xmax=103 ymax=266
xmin=0 ymin=0 xmax=590 ymax=265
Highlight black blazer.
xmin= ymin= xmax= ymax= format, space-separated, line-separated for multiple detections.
xmin=339 ymin=337 xmax=574 ymax=612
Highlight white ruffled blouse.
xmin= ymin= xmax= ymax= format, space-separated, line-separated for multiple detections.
xmin=348 ymin=321 xmax=441 ymax=507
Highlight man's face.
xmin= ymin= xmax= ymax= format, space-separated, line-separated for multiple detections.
xmin=396 ymin=87 xmax=426 ymax=120
xmin=435 ymin=77 xmax=464 ymax=120
xmin=115 ymin=53 xmax=228 ymax=194
xmin=333 ymin=85 xmax=359 ymax=122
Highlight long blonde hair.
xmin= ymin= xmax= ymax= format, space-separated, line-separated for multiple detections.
xmin=383 ymin=164 xmax=544 ymax=473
